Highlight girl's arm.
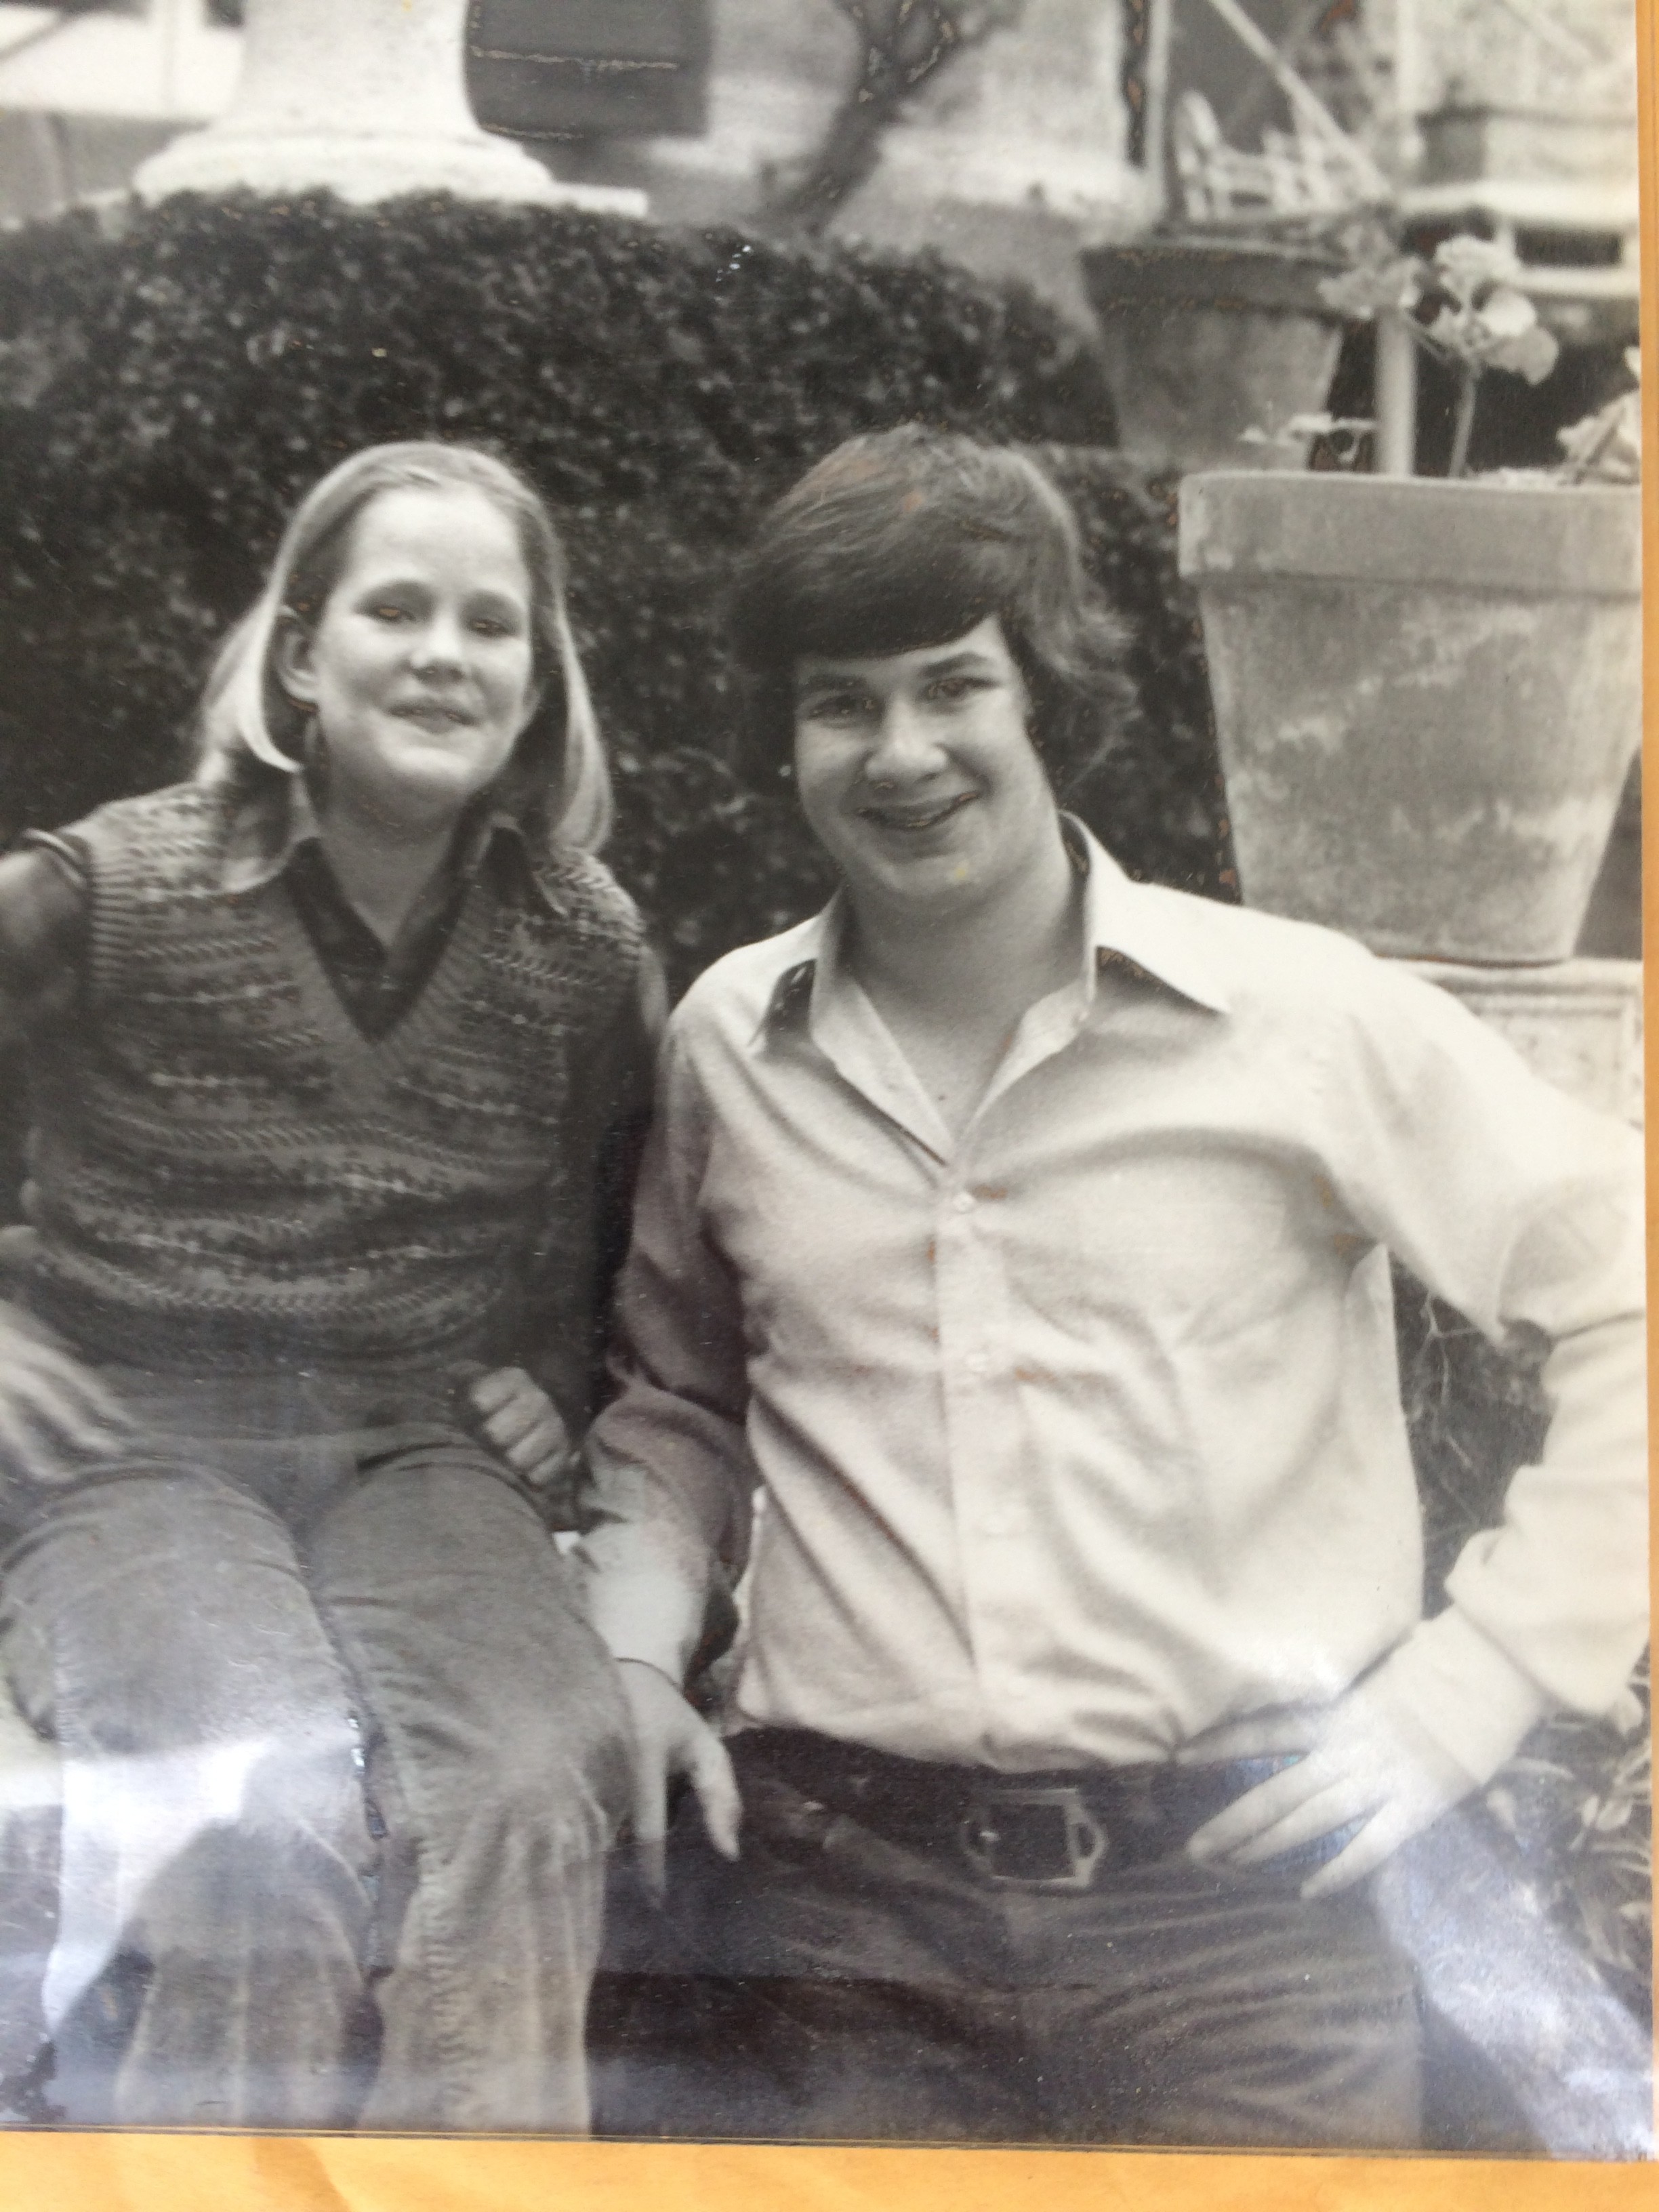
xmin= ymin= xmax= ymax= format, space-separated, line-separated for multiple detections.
xmin=477 ymin=947 xmax=668 ymax=1518
xmin=0 ymin=842 xmax=136 ymax=1481
xmin=0 ymin=841 xmax=86 ymax=1048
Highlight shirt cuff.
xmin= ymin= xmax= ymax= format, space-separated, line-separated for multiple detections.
xmin=578 ymin=1533 xmax=708 ymax=1682
xmin=1368 ymin=1606 xmax=1553 ymax=1786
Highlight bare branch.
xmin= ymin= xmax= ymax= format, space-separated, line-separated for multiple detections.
xmin=764 ymin=0 xmax=1029 ymax=237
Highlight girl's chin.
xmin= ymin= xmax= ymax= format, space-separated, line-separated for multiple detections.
xmin=327 ymin=759 xmax=497 ymax=833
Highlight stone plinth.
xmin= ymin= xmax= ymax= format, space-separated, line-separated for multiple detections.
xmin=1401 ymin=957 xmax=1643 ymax=1126
xmin=133 ymin=0 xmax=644 ymax=215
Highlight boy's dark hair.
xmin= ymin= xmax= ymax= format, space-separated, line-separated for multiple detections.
xmin=729 ymin=428 xmax=1132 ymax=797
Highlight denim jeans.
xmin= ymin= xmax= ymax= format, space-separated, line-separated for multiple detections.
xmin=592 ymin=1729 xmax=1422 ymax=2148
xmin=0 ymin=1366 xmax=630 ymax=2132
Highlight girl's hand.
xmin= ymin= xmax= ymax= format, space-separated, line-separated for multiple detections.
xmin=468 ymin=1366 xmax=574 ymax=1499
xmin=0 ymin=1301 xmax=136 ymax=1479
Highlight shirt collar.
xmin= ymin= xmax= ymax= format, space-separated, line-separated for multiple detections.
xmin=756 ymin=815 xmax=1231 ymax=1041
xmin=216 ymin=773 xmax=552 ymax=912
xmin=1067 ymin=819 xmax=1232 ymax=1015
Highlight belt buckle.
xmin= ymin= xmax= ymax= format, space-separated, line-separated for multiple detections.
xmin=958 ymin=1784 xmax=1108 ymax=1891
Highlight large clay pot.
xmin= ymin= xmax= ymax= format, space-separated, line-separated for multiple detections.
xmin=1178 ymin=472 xmax=1642 ymax=963
xmin=1081 ymin=239 xmax=1347 ymax=474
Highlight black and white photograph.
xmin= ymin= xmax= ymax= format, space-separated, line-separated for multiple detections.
xmin=0 ymin=0 xmax=1647 ymax=2184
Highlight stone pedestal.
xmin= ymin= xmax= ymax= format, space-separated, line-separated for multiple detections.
xmin=133 ymin=0 xmax=645 ymax=214
xmin=1401 ymin=957 xmax=1643 ymax=1125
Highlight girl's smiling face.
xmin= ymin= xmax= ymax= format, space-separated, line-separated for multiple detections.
xmin=277 ymin=484 xmax=541 ymax=832
xmin=792 ymin=615 xmax=1058 ymax=922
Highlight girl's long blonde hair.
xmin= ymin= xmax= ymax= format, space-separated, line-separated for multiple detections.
xmin=194 ymin=442 xmax=613 ymax=853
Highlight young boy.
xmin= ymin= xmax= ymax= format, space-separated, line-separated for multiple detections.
xmin=581 ymin=429 xmax=1647 ymax=2147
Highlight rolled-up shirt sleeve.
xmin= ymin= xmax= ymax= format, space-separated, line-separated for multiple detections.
xmin=1319 ymin=959 xmax=1647 ymax=1783
xmin=578 ymin=1018 xmax=758 ymax=1681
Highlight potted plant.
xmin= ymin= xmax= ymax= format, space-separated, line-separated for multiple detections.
xmin=1078 ymin=79 xmax=1398 ymax=476
xmin=1177 ymin=239 xmax=1641 ymax=965
xmin=1081 ymin=224 xmax=1354 ymax=475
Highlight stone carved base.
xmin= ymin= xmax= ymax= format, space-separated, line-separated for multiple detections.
xmin=134 ymin=129 xmax=646 ymax=214
xmin=1400 ymin=956 xmax=1643 ymax=1126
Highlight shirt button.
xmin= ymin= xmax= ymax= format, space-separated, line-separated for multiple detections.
xmin=951 ymin=1191 xmax=977 ymax=1214
xmin=964 ymin=1350 xmax=990 ymax=1375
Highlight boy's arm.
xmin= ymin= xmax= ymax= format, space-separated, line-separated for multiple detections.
xmin=575 ymin=1014 xmax=756 ymax=1871
xmin=577 ymin=1010 xmax=758 ymax=1680
xmin=1189 ymin=959 xmax=1645 ymax=1895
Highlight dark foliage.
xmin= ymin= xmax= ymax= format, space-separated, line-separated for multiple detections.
xmin=0 ymin=194 xmax=1126 ymax=913
xmin=0 ymin=196 xmax=1242 ymax=987
xmin=1032 ymin=447 xmax=1234 ymax=903
xmin=1398 ymin=1267 xmax=1652 ymax=2025
xmin=0 ymin=196 xmax=1249 ymax=996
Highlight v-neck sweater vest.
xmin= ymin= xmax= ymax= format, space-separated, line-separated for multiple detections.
xmin=20 ymin=783 xmax=644 ymax=1375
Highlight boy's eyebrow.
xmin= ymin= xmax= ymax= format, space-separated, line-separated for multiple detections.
xmin=794 ymin=646 xmax=995 ymax=691
xmin=793 ymin=665 xmax=867 ymax=695
xmin=915 ymin=648 xmax=993 ymax=676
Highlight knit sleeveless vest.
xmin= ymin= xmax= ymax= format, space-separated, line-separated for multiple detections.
xmin=22 ymin=783 xmax=644 ymax=1374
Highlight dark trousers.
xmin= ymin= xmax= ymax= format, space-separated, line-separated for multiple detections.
xmin=0 ymin=1366 xmax=631 ymax=2132
xmin=592 ymin=1730 xmax=1422 ymax=2149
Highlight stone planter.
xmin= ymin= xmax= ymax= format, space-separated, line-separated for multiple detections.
xmin=1080 ymin=238 xmax=1347 ymax=474
xmin=134 ymin=0 xmax=644 ymax=213
xmin=1178 ymin=472 xmax=1642 ymax=964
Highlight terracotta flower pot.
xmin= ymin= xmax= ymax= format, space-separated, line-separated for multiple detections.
xmin=1080 ymin=239 xmax=1347 ymax=475
xmin=1177 ymin=472 xmax=1642 ymax=964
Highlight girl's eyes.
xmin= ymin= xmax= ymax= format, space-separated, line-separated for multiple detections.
xmin=360 ymin=603 xmax=520 ymax=637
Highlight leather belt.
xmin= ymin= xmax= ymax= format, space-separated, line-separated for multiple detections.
xmin=730 ymin=1728 xmax=1344 ymax=1892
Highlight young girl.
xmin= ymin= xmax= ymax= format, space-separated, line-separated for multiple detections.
xmin=0 ymin=442 xmax=657 ymax=2131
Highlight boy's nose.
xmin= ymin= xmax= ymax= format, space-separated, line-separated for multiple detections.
xmin=865 ymin=697 xmax=945 ymax=783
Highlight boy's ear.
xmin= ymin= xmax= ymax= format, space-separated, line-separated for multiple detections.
xmin=274 ymin=619 xmax=319 ymax=707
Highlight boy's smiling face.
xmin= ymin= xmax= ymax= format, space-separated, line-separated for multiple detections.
xmin=791 ymin=615 xmax=1060 ymax=926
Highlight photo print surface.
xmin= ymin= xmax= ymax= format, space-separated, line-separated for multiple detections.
xmin=0 ymin=0 xmax=1647 ymax=2185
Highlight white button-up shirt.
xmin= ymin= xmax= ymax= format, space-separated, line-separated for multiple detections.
xmin=581 ymin=827 xmax=1646 ymax=1784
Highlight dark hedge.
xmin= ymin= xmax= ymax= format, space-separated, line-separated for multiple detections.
xmin=0 ymin=191 xmax=1241 ymax=994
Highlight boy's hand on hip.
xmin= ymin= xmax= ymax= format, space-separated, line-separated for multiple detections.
xmin=617 ymin=1657 xmax=741 ymax=1901
xmin=1179 ymin=1683 xmax=1478 ymax=1898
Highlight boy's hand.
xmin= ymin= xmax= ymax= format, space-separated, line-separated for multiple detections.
xmin=617 ymin=1657 xmax=741 ymax=1901
xmin=1181 ymin=1684 xmax=1477 ymax=1898
xmin=468 ymin=1366 xmax=574 ymax=1498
